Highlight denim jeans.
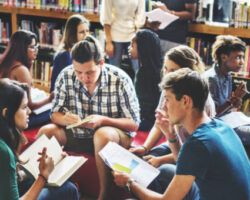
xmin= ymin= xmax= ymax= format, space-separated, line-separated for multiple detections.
xmin=148 ymin=143 xmax=171 ymax=157
xmin=148 ymin=164 xmax=200 ymax=200
xmin=109 ymin=41 xmax=139 ymax=74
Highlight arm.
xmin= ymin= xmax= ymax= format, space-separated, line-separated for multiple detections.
xmin=103 ymin=24 xmax=114 ymax=57
xmin=143 ymin=153 xmax=175 ymax=167
xmin=135 ymin=0 xmax=146 ymax=30
xmin=113 ymin=171 xmax=195 ymax=200
xmin=10 ymin=65 xmax=53 ymax=110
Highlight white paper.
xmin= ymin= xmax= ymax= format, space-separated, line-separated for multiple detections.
xmin=31 ymin=88 xmax=52 ymax=114
xmin=219 ymin=112 xmax=250 ymax=128
xmin=146 ymin=8 xmax=179 ymax=29
xmin=99 ymin=142 xmax=160 ymax=188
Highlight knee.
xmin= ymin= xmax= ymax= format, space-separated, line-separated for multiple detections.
xmin=93 ymin=127 xmax=118 ymax=146
xmin=36 ymin=124 xmax=58 ymax=138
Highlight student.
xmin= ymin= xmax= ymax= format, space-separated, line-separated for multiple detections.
xmin=151 ymin=0 xmax=197 ymax=56
xmin=130 ymin=29 xmax=162 ymax=131
xmin=130 ymin=45 xmax=215 ymax=167
xmin=0 ymin=30 xmax=53 ymax=128
xmin=50 ymin=14 xmax=90 ymax=92
xmin=113 ymin=68 xmax=250 ymax=200
xmin=37 ymin=35 xmax=140 ymax=200
xmin=100 ymin=0 xmax=146 ymax=74
xmin=0 ymin=78 xmax=79 ymax=200
xmin=204 ymin=35 xmax=250 ymax=144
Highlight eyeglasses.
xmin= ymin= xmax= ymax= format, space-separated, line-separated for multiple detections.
xmin=28 ymin=44 xmax=39 ymax=51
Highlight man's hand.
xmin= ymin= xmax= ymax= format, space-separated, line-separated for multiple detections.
xmin=105 ymin=41 xmax=114 ymax=57
xmin=63 ymin=112 xmax=80 ymax=125
xmin=113 ymin=171 xmax=130 ymax=187
xmin=81 ymin=114 xmax=104 ymax=129
xmin=143 ymin=155 xmax=162 ymax=168
xmin=129 ymin=145 xmax=147 ymax=156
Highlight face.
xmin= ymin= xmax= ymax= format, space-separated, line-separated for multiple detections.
xmin=129 ymin=37 xmax=138 ymax=59
xmin=163 ymin=89 xmax=184 ymax=125
xmin=77 ymin=23 xmax=89 ymax=42
xmin=222 ymin=51 xmax=245 ymax=73
xmin=14 ymin=93 xmax=31 ymax=131
xmin=163 ymin=58 xmax=180 ymax=74
xmin=27 ymin=38 xmax=38 ymax=62
xmin=73 ymin=60 xmax=102 ymax=87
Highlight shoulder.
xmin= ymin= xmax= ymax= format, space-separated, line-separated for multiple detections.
xmin=0 ymin=139 xmax=14 ymax=163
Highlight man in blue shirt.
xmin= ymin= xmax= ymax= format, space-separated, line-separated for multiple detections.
xmin=113 ymin=68 xmax=250 ymax=200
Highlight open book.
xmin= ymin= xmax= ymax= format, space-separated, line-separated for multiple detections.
xmin=99 ymin=142 xmax=160 ymax=188
xmin=19 ymin=135 xmax=87 ymax=187
xmin=146 ymin=8 xmax=179 ymax=29
xmin=66 ymin=116 xmax=92 ymax=129
xmin=30 ymin=88 xmax=52 ymax=115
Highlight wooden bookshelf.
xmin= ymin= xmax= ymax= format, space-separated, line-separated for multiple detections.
xmin=188 ymin=23 xmax=250 ymax=39
xmin=0 ymin=6 xmax=99 ymax=33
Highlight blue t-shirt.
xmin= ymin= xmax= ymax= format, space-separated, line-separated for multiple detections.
xmin=176 ymin=119 xmax=250 ymax=200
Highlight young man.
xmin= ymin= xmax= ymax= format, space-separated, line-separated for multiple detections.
xmin=113 ymin=68 xmax=250 ymax=200
xmin=38 ymin=35 xmax=140 ymax=200
xmin=204 ymin=35 xmax=250 ymax=145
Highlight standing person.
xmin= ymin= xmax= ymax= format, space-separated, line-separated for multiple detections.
xmin=100 ymin=0 xmax=146 ymax=74
xmin=0 ymin=30 xmax=53 ymax=128
xmin=130 ymin=29 xmax=162 ymax=131
xmin=151 ymin=0 xmax=197 ymax=56
xmin=113 ymin=68 xmax=250 ymax=200
xmin=0 ymin=78 xmax=79 ymax=200
xmin=50 ymin=14 xmax=90 ymax=92
xmin=37 ymin=35 xmax=140 ymax=200
xmin=204 ymin=35 xmax=250 ymax=145
xmin=130 ymin=45 xmax=215 ymax=167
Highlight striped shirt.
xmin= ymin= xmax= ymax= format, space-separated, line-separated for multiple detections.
xmin=52 ymin=64 xmax=140 ymax=138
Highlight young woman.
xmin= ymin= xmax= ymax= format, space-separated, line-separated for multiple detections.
xmin=131 ymin=45 xmax=216 ymax=166
xmin=0 ymin=78 xmax=79 ymax=200
xmin=50 ymin=14 xmax=90 ymax=92
xmin=129 ymin=29 xmax=162 ymax=131
xmin=0 ymin=30 xmax=53 ymax=128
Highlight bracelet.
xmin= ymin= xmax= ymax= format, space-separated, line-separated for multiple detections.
xmin=168 ymin=136 xmax=178 ymax=143
xmin=140 ymin=145 xmax=148 ymax=154
xmin=38 ymin=174 xmax=47 ymax=183
xmin=126 ymin=178 xmax=135 ymax=193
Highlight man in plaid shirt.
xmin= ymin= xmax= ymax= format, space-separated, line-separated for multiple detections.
xmin=37 ymin=35 xmax=140 ymax=199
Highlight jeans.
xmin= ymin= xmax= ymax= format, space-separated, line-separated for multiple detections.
xmin=28 ymin=110 xmax=51 ymax=128
xmin=38 ymin=181 xmax=79 ymax=200
xmin=148 ymin=164 xmax=200 ymax=200
xmin=148 ymin=143 xmax=171 ymax=157
xmin=235 ymin=125 xmax=250 ymax=146
xmin=109 ymin=41 xmax=139 ymax=75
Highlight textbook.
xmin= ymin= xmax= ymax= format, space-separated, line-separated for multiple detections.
xmin=66 ymin=116 xmax=92 ymax=129
xmin=99 ymin=142 xmax=160 ymax=187
xmin=19 ymin=135 xmax=87 ymax=187
xmin=146 ymin=8 xmax=179 ymax=29
xmin=30 ymin=88 xmax=52 ymax=115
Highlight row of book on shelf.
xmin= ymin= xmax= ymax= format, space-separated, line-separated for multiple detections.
xmin=0 ymin=0 xmax=101 ymax=13
xmin=187 ymin=36 xmax=250 ymax=77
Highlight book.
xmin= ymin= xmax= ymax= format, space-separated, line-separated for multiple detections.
xmin=66 ymin=116 xmax=92 ymax=129
xmin=19 ymin=135 xmax=87 ymax=187
xmin=146 ymin=8 xmax=179 ymax=29
xmin=99 ymin=142 xmax=160 ymax=188
xmin=219 ymin=111 xmax=250 ymax=129
xmin=30 ymin=88 xmax=52 ymax=115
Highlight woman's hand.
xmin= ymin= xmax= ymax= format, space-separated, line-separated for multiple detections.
xmin=129 ymin=145 xmax=148 ymax=156
xmin=38 ymin=147 xmax=54 ymax=180
xmin=143 ymin=155 xmax=162 ymax=168
xmin=113 ymin=171 xmax=130 ymax=188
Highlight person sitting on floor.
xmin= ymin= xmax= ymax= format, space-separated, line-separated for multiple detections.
xmin=114 ymin=68 xmax=250 ymax=200
xmin=37 ymin=35 xmax=140 ymax=200
xmin=0 ymin=78 xmax=79 ymax=200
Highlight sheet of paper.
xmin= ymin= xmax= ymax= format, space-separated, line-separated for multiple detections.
xmin=99 ymin=142 xmax=160 ymax=187
xmin=219 ymin=112 xmax=250 ymax=128
xmin=146 ymin=8 xmax=179 ymax=29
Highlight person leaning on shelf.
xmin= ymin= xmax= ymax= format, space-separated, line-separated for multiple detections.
xmin=37 ymin=35 xmax=140 ymax=200
xmin=113 ymin=68 xmax=250 ymax=200
xmin=0 ymin=30 xmax=53 ymax=128
xmin=100 ymin=0 xmax=146 ymax=75
xmin=0 ymin=78 xmax=79 ymax=200
xmin=204 ymin=35 xmax=250 ymax=145
xmin=150 ymin=0 xmax=197 ymax=56
xmin=50 ymin=14 xmax=90 ymax=92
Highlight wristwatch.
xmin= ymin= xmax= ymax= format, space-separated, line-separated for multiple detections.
xmin=126 ymin=178 xmax=135 ymax=193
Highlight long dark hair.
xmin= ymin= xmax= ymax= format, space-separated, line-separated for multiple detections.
xmin=0 ymin=30 xmax=37 ymax=77
xmin=0 ymin=78 xmax=29 ymax=157
xmin=136 ymin=29 xmax=162 ymax=84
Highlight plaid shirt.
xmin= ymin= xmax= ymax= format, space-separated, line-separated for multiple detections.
xmin=52 ymin=64 xmax=140 ymax=138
